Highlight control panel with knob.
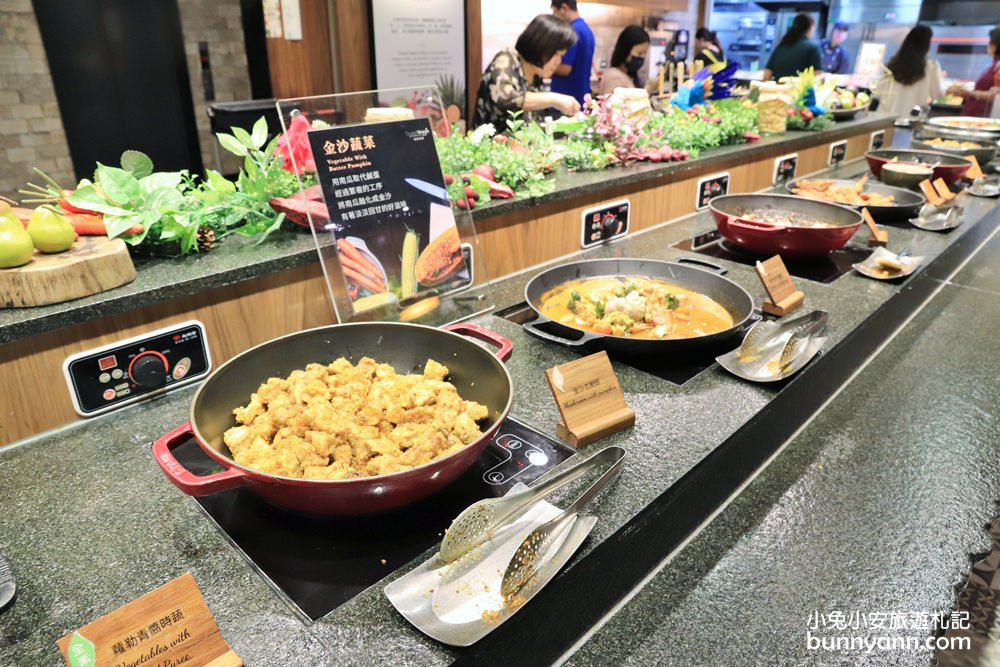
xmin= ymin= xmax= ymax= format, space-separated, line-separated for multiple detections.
xmin=63 ymin=320 xmax=211 ymax=417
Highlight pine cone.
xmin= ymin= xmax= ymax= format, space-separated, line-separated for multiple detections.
xmin=196 ymin=226 xmax=216 ymax=252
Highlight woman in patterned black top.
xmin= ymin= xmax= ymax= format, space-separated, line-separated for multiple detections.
xmin=473 ymin=14 xmax=580 ymax=133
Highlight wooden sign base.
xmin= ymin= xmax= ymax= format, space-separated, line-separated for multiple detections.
xmin=546 ymin=351 xmax=635 ymax=449
xmin=861 ymin=208 xmax=888 ymax=247
xmin=755 ymin=255 xmax=804 ymax=317
xmin=762 ymin=289 xmax=805 ymax=317
xmin=556 ymin=406 xmax=636 ymax=448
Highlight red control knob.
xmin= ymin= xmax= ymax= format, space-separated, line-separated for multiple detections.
xmin=128 ymin=351 xmax=168 ymax=388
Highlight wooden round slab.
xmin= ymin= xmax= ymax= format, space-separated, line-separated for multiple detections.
xmin=0 ymin=236 xmax=136 ymax=308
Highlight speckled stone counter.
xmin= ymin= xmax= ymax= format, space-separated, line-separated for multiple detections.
xmin=2 ymin=150 xmax=997 ymax=665
xmin=568 ymin=228 xmax=1000 ymax=667
xmin=0 ymin=115 xmax=893 ymax=345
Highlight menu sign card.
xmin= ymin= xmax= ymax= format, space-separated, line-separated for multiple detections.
xmin=920 ymin=179 xmax=945 ymax=207
xmin=755 ymin=255 xmax=804 ymax=316
xmin=307 ymin=118 xmax=471 ymax=314
xmin=57 ymin=573 xmax=239 ymax=667
xmin=545 ymin=352 xmax=635 ymax=448
xmin=966 ymin=155 xmax=984 ymax=180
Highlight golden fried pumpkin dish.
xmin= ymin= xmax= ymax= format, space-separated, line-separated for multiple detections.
xmin=223 ymin=357 xmax=489 ymax=480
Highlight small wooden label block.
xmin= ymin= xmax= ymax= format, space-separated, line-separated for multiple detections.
xmin=862 ymin=208 xmax=888 ymax=247
xmin=919 ymin=179 xmax=946 ymax=207
xmin=57 ymin=573 xmax=241 ymax=667
xmin=545 ymin=351 xmax=635 ymax=448
xmin=755 ymin=255 xmax=804 ymax=316
xmin=933 ymin=177 xmax=956 ymax=202
xmin=966 ymin=155 xmax=984 ymax=180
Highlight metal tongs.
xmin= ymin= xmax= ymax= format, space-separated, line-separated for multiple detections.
xmin=438 ymin=447 xmax=626 ymax=563
xmin=500 ymin=447 xmax=625 ymax=597
xmin=716 ymin=310 xmax=829 ymax=382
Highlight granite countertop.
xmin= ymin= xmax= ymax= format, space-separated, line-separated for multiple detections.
xmin=569 ymin=223 xmax=1000 ymax=667
xmin=2 ymin=146 xmax=998 ymax=665
xmin=0 ymin=115 xmax=894 ymax=346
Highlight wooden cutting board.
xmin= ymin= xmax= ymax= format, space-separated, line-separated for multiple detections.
xmin=0 ymin=235 xmax=136 ymax=308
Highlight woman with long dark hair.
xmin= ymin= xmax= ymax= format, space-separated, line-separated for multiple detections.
xmin=879 ymin=26 xmax=943 ymax=117
xmin=693 ymin=27 xmax=724 ymax=67
xmin=762 ymin=14 xmax=822 ymax=81
xmin=597 ymin=25 xmax=650 ymax=95
xmin=947 ymin=27 xmax=1000 ymax=116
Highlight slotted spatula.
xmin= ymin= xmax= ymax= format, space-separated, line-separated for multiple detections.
xmin=438 ymin=446 xmax=626 ymax=563
xmin=500 ymin=447 xmax=626 ymax=597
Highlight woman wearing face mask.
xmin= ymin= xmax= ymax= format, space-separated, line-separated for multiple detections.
xmin=597 ymin=25 xmax=650 ymax=95
xmin=472 ymin=14 xmax=580 ymax=133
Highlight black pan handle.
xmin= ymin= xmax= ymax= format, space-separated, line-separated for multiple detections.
xmin=676 ymin=256 xmax=729 ymax=276
xmin=523 ymin=317 xmax=598 ymax=349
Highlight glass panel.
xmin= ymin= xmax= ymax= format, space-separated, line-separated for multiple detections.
xmin=275 ymin=88 xmax=493 ymax=326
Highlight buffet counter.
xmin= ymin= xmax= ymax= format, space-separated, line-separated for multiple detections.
xmin=3 ymin=145 xmax=999 ymax=664
xmin=0 ymin=115 xmax=893 ymax=444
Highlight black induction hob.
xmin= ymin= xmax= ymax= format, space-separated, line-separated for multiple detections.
xmin=166 ymin=417 xmax=572 ymax=622
xmin=673 ymin=230 xmax=870 ymax=284
xmin=495 ymin=301 xmax=763 ymax=386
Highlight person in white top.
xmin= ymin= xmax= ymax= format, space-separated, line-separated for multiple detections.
xmin=877 ymin=26 xmax=943 ymax=118
xmin=597 ymin=25 xmax=651 ymax=96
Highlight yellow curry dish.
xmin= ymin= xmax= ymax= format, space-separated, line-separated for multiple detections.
xmin=223 ymin=357 xmax=489 ymax=480
xmin=538 ymin=276 xmax=734 ymax=339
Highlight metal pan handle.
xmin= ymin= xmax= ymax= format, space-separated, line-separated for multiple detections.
xmin=522 ymin=316 xmax=599 ymax=349
xmin=441 ymin=322 xmax=513 ymax=361
xmin=152 ymin=422 xmax=247 ymax=497
xmin=676 ymin=256 xmax=728 ymax=276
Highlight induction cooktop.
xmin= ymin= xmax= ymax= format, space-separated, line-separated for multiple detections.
xmin=164 ymin=416 xmax=572 ymax=622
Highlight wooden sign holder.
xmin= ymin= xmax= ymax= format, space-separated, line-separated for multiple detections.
xmin=545 ymin=351 xmax=635 ymax=448
xmin=966 ymin=155 xmax=985 ymax=180
xmin=57 ymin=572 xmax=240 ymax=667
xmin=933 ymin=177 xmax=957 ymax=202
xmin=755 ymin=255 xmax=804 ymax=316
xmin=862 ymin=208 xmax=888 ymax=247
xmin=919 ymin=179 xmax=946 ymax=207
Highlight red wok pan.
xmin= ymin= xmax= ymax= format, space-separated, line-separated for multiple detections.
xmin=153 ymin=322 xmax=513 ymax=516
xmin=709 ymin=193 xmax=863 ymax=258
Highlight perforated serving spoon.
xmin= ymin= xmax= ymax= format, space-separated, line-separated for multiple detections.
xmin=500 ymin=447 xmax=626 ymax=598
xmin=438 ymin=446 xmax=626 ymax=563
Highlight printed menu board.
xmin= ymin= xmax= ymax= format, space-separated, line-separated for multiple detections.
xmin=307 ymin=118 xmax=470 ymax=313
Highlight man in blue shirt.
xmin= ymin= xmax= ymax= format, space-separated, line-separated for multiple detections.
xmin=820 ymin=22 xmax=851 ymax=74
xmin=550 ymin=0 xmax=595 ymax=105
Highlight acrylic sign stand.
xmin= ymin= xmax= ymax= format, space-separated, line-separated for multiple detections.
xmin=276 ymin=86 xmax=494 ymax=327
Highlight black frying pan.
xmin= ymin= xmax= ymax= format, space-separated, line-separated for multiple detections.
xmin=785 ymin=178 xmax=926 ymax=223
xmin=522 ymin=258 xmax=754 ymax=356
